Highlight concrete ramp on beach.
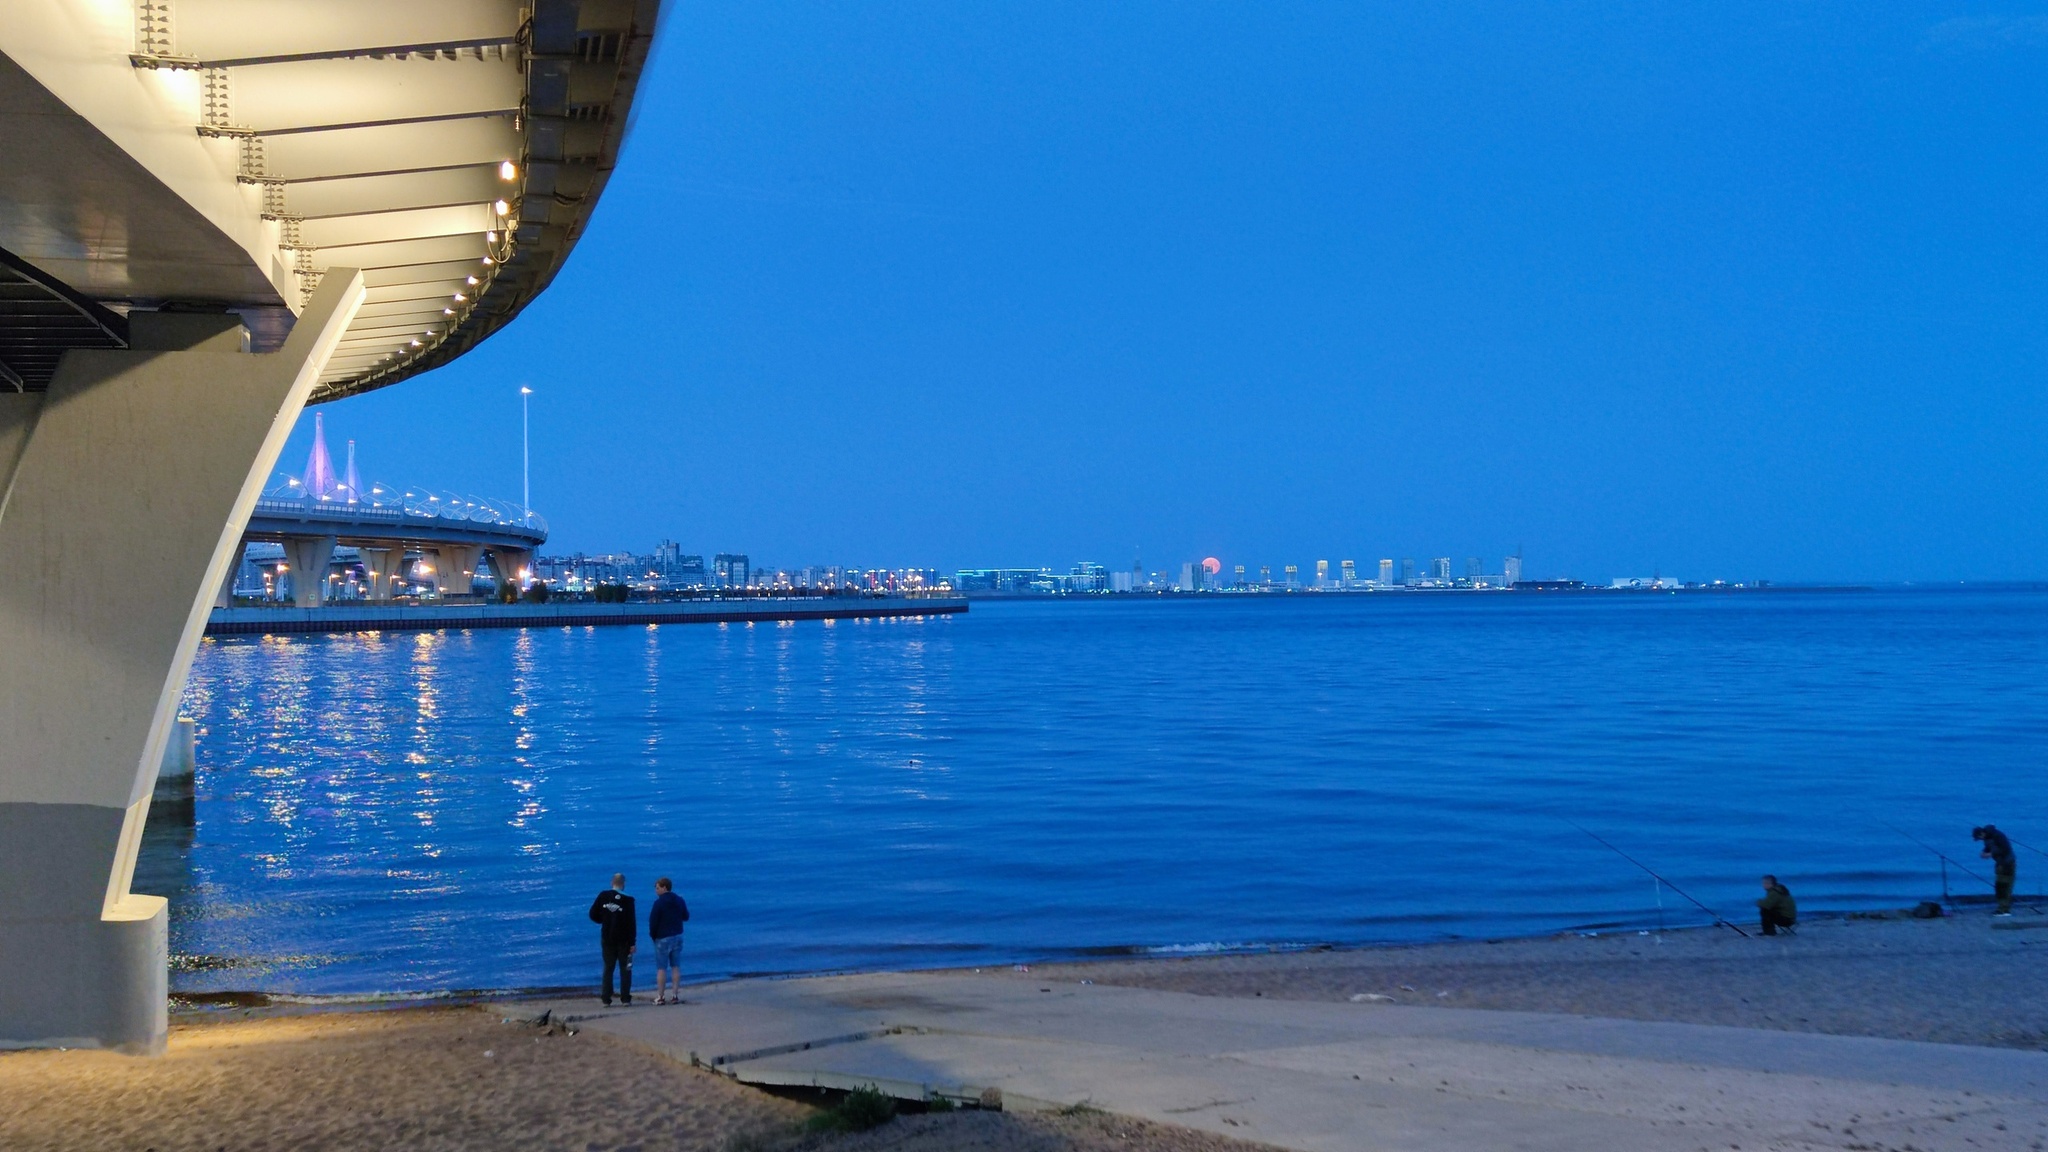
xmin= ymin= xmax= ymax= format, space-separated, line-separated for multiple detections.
xmin=522 ymin=969 xmax=2048 ymax=1152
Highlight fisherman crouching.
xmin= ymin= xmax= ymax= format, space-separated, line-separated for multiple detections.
xmin=1757 ymin=875 xmax=1797 ymax=936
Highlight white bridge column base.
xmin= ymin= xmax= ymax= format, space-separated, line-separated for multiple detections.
xmin=0 ymin=804 xmax=166 ymax=1053
xmin=0 ymin=273 xmax=362 ymax=1053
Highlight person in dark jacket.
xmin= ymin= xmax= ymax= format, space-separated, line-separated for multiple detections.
xmin=1975 ymin=825 xmax=2017 ymax=916
xmin=589 ymin=873 xmax=636 ymax=1005
xmin=648 ymin=877 xmax=691 ymax=1005
xmin=1756 ymin=875 xmax=1797 ymax=936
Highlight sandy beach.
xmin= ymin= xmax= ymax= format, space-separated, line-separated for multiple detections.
xmin=4 ymin=908 xmax=2043 ymax=1151
xmin=0 ymin=1005 xmax=1279 ymax=1152
xmin=1032 ymin=907 xmax=2048 ymax=1050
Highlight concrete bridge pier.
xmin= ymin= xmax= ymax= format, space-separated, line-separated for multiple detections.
xmin=213 ymin=550 xmax=243 ymax=609
xmin=360 ymin=545 xmax=404 ymax=602
xmin=431 ymin=544 xmax=482 ymax=597
xmin=284 ymin=535 xmax=338 ymax=607
xmin=0 ymin=272 xmax=363 ymax=1053
xmin=487 ymin=547 xmax=534 ymax=596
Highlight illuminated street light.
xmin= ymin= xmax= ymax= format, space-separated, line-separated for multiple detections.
xmin=520 ymin=385 xmax=533 ymax=518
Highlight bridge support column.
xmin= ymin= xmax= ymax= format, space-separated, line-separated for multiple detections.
xmin=486 ymin=547 xmax=533 ymax=596
xmin=431 ymin=544 xmax=482 ymax=597
xmin=284 ymin=535 xmax=337 ymax=608
xmin=0 ymin=272 xmax=363 ymax=1053
xmin=214 ymin=545 xmax=244 ymax=609
xmin=360 ymin=545 xmax=404 ymax=602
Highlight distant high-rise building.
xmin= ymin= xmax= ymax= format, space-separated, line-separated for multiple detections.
xmin=1178 ymin=562 xmax=1200 ymax=592
xmin=1233 ymin=564 xmax=1246 ymax=586
xmin=1432 ymin=557 xmax=1452 ymax=581
xmin=1340 ymin=559 xmax=1357 ymax=585
xmin=1378 ymin=558 xmax=1394 ymax=585
xmin=1259 ymin=565 xmax=1272 ymax=585
xmin=1110 ymin=570 xmax=1135 ymax=593
xmin=1070 ymin=562 xmax=1109 ymax=592
xmin=1505 ymin=554 xmax=1524 ymax=586
xmin=712 ymin=553 xmax=750 ymax=588
xmin=1465 ymin=557 xmax=1482 ymax=581
xmin=1400 ymin=558 xmax=1415 ymax=585
xmin=656 ymin=540 xmax=681 ymax=571
xmin=1315 ymin=559 xmax=1330 ymax=588
xmin=1283 ymin=564 xmax=1299 ymax=586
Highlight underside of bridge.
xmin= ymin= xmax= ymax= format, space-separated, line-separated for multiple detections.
xmin=0 ymin=0 xmax=660 ymax=1051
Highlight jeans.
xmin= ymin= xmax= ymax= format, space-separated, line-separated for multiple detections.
xmin=1759 ymin=909 xmax=1795 ymax=936
xmin=653 ymin=932 xmax=684 ymax=974
xmin=1997 ymin=865 xmax=2016 ymax=914
xmin=602 ymin=941 xmax=634 ymax=1004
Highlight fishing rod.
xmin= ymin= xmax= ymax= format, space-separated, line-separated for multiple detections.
xmin=1880 ymin=822 xmax=1992 ymax=898
xmin=2004 ymin=834 xmax=2048 ymax=863
xmin=1880 ymin=823 xmax=2040 ymax=913
xmin=2012 ymin=836 xmax=2048 ymax=903
xmin=1566 ymin=821 xmax=1750 ymax=938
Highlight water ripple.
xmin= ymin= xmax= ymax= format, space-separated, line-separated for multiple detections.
xmin=141 ymin=588 xmax=2048 ymax=994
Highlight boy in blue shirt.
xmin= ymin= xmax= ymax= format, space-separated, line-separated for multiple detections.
xmin=648 ymin=877 xmax=691 ymax=1005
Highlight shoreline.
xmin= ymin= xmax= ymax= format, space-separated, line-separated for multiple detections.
xmin=170 ymin=904 xmax=2048 ymax=1050
xmin=204 ymin=595 xmax=966 ymax=635
xmin=22 ymin=906 xmax=2042 ymax=1152
xmin=1014 ymin=904 xmax=2048 ymax=1051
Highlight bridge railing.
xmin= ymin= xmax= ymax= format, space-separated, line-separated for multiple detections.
xmin=254 ymin=481 xmax=548 ymax=539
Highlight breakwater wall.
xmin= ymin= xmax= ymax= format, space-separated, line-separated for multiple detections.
xmin=205 ymin=597 xmax=966 ymax=636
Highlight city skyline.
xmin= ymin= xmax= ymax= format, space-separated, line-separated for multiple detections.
xmin=519 ymin=539 xmax=1765 ymax=595
xmin=279 ymin=5 xmax=2048 ymax=582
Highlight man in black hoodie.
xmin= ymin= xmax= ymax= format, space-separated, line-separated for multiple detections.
xmin=589 ymin=873 xmax=637 ymax=1005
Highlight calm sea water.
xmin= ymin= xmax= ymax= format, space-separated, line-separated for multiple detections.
xmin=142 ymin=589 xmax=2048 ymax=996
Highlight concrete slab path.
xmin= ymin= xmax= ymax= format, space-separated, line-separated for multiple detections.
xmin=520 ymin=970 xmax=2048 ymax=1151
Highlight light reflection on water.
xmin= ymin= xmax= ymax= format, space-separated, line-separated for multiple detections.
xmin=144 ymin=590 xmax=2048 ymax=995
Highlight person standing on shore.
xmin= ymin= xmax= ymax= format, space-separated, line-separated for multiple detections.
xmin=648 ymin=877 xmax=691 ymax=1005
xmin=1756 ymin=875 xmax=1797 ymax=936
xmin=1974 ymin=825 xmax=2016 ymax=916
xmin=589 ymin=873 xmax=637 ymax=1005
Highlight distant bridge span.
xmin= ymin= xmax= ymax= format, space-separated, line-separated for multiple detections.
xmin=238 ymin=496 xmax=548 ymax=604
xmin=237 ymin=411 xmax=549 ymax=605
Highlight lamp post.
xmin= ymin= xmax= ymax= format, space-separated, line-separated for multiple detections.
xmin=520 ymin=385 xmax=533 ymax=519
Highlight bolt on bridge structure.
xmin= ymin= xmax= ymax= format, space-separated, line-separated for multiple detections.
xmin=0 ymin=0 xmax=662 ymax=1052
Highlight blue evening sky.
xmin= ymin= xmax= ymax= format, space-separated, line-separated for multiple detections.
xmin=286 ymin=3 xmax=2048 ymax=583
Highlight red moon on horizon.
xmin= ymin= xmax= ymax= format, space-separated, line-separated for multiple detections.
xmin=1202 ymin=557 xmax=1222 ymax=574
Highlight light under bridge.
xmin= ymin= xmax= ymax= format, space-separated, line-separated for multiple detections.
xmin=0 ymin=0 xmax=661 ymax=1052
